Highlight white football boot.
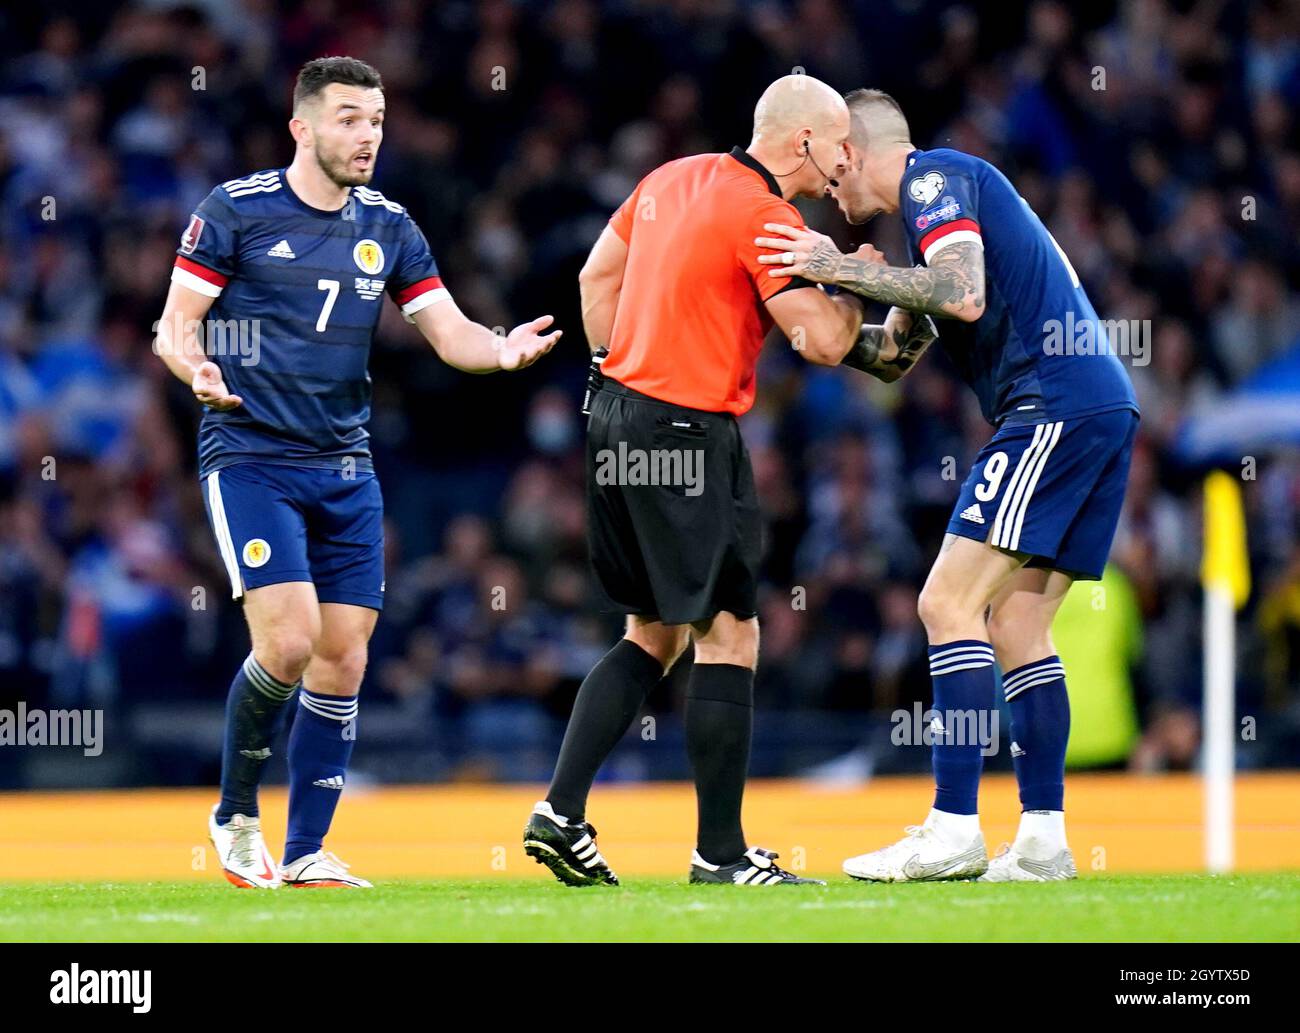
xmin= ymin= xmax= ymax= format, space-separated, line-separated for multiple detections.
xmin=843 ymin=812 xmax=988 ymax=882
xmin=208 ymin=807 xmax=280 ymax=889
xmin=979 ymin=810 xmax=1077 ymax=882
xmin=978 ymin=843 xmax=1077 ymax=882
xmin=280 ymin=850 xmax=372 ymax=888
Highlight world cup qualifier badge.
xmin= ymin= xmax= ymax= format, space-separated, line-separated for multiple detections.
xmin=353 ymin=239 xmax=385 ymax=275
xmin=180 ymin=214 xmax=205 ymax=254
xmin=242 ymin=538 xmax=271 ymax=568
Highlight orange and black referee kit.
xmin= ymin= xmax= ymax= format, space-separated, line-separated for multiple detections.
xmin=587 ymin=147 xmax=812 ymax=624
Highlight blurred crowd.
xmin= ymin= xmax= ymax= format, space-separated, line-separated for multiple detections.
xmin=1 ymin=0 xmax=1298 ymax=783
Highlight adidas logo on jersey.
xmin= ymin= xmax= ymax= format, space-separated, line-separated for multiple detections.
xmin=1010 ymin=741 xmax=1026 ymax=758
xmin=267 ymin=240 xmax=296 ymax=259
xmin=313 ymin=775 xmax=345 ymax=790
xmin=960 ymin=503 xmax=985 ymax=524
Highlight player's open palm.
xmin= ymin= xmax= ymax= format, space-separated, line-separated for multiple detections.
xmin=499 ymin=315 xmax=562 ymax=371
xmin=192 ymin=360 xmax=243 ymax=410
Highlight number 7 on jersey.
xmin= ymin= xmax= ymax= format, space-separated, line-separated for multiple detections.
xmin=316 ymin=278 xmax=340 ymax=332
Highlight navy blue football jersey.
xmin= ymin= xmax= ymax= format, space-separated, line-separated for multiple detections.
xmin=172 ymin=169 xmax=448 ymax=475
xmin=899 ymin=148 xmax=1138 ymax=427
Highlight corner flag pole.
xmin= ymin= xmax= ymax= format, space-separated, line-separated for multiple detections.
xmin=1200 ymin=471 xmax=1250 ymax=874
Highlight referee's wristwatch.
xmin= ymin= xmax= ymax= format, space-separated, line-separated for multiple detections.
xmin=581 ymin=347 xmax=609 ymax=415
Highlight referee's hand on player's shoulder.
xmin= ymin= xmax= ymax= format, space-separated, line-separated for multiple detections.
xmin=192 ymin=360 xmax=244 ymax=410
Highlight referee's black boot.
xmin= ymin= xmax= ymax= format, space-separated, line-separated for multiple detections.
xmin=523 ymin=801 xmax=620 ymax=887
xmin=689 ymin=846 xmax=826 ymax=886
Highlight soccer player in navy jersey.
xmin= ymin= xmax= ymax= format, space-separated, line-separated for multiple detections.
xmin=153 ymin=57 xmax=559 ymax=888
xmin=756 ymin=89 xmax=1139 ymax=882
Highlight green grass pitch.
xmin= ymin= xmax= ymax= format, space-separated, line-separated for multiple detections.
xmin=1 ymin=875 xmax=1296 ymax=942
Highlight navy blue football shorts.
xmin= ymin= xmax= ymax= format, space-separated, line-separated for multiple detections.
xmin=201 ymin=462 xmax=385 ymax=610
xmin=946 ymin=409 xmax=1139 ymax=581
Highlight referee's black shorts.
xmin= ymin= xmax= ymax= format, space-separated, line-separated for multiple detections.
xmin=586 ymin=379 xmax=761 ymax=626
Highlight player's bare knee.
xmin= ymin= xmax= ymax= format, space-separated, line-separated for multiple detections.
xmin=988 ymin=614 xmax=1053 ymax=668
xmin=311 ymin=643 xmax=369 ymax=694
xmin=256 ymin=631 xmax=315 ymax=684
xmin=917 ymin=581 xmax=963 ymax=641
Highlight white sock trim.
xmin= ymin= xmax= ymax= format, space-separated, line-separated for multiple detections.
xmin=926 ymin=807 xmax=982 ymax=842
xmin=1016 ymin=810 xmax=1067 ymax=853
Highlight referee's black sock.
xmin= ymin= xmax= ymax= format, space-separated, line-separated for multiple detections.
xmin=545 ymin=639 xmax=665 ymax=822
xmin=686 ymin=663 xmax=754 ymax=865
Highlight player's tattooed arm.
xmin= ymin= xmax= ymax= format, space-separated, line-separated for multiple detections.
xmin=841 ymin=308 xmax=938 ymax=383
xmin=833 ymin=242 xmax=985 ymax=322
xmin=755 ymin=223 xmax=986 ymax=322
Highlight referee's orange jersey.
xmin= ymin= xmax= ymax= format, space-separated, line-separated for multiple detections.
xmin=601 ymin=146 xmax=809 ymax=415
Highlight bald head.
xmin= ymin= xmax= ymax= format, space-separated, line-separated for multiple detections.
xmin=745 ymin=74 xmax=850 ymax=200
xmin=752 ymin=74 xmax=847 ymax=141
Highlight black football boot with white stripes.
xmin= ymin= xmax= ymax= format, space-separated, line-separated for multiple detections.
xmin=689 ymin=846 xmax=826 ymax=886
xmin=523 ymin=801 xmax=620 ymax=887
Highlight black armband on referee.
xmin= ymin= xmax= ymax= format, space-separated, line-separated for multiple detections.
xmin=581 ymin=347 xmax=609 ymax=415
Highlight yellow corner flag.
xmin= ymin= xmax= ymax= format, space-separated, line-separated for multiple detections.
xmin=1201 ymin=470 xmax=1250 ymax=609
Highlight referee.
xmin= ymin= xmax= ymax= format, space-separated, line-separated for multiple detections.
xmin=524 ymin=75 xmax=868 ymax=887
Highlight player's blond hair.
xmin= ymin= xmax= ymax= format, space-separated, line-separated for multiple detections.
xmin=844 ymin=88 xmax=910 ymax=149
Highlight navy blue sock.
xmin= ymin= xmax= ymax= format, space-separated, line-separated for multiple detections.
xmin=927 ymin=640 xmax=997 ymax=815
xmin=215 ymin=655 xmax=299 ymax=824
xmin=1003 ymin=655 xmax=1070 ymax=812
xmin=284 ymin=690 xmax=358 ymax=865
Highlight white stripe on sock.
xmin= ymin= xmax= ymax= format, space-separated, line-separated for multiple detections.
xmin=299 ymin=694 xmax=358 ymax=722
xmin=1004 ymin=673 xmax=1067 ymax=701
xmin=930 ymin=653 xmax=997 ymax=675
xmin=928 ymin=644 xmax=995 ymax=663
xmin=1002 ymin=663 xmax=1065 ymax=694
xmin=243 ymin=656 xmax=297 ymax=700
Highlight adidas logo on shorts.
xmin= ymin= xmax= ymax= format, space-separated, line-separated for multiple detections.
xmin=960 ymin=503 xmax=985 ymax=524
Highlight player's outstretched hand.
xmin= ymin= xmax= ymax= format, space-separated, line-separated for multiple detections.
xmin=754 ymin=223 xmax=846 ymax=283
xmin=192 ymin=361 xmax=243 ymax=410
xmin=499 ymin=315 xmax=562 ymax=371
